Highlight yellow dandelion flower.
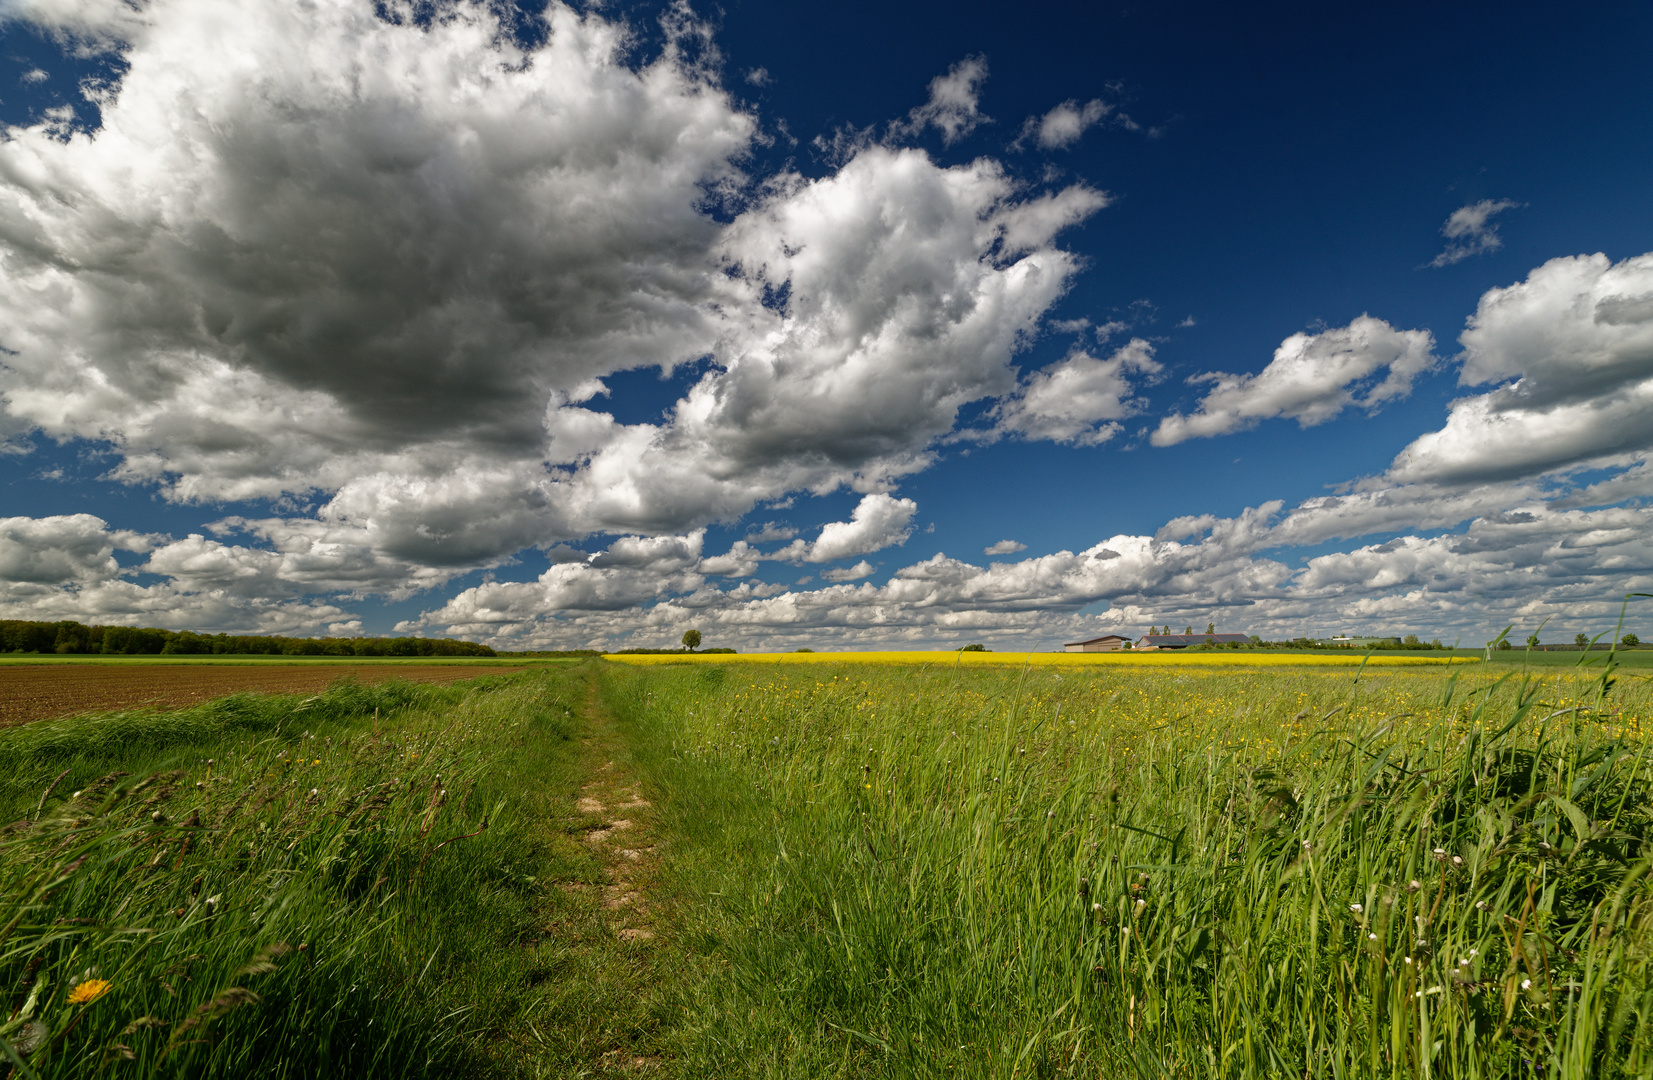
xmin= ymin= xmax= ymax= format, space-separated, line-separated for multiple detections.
xmin=68 ymin=978 xmax=112 ymax=1005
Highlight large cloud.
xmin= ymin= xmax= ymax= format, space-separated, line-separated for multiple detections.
xmin=0 ymin=514 xmax=358 ymax=632
xmin=1153 ymin=316 xmax=1436 ymax=445
xmin=1391 ymin=252 xmax=1653 ymax=483
xmin=987 ymin=338 xmax=1160 ymax=445
xmin=398 ymin=487 xmax=1653 ymax=651
xmin=0 ymin=1 xmax=1103 ymax=568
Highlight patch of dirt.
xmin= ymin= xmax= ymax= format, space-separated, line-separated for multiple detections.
xmin=0 ymin=663 xmax=521 ymax=728
xmin=572 ymin=750 xmax=660 ymax=949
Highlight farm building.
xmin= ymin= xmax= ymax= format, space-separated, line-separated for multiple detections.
xmin=1135 ymin=633 xmax=1251 ymax=650
xmin=1063 ymin=634 xmax=1132 ymax=652
xmin=1318 ymin=635 xmax=1403 ymax=648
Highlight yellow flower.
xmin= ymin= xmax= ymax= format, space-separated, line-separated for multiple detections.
xmin=68 ymin=978 xmax=112 ymax=1005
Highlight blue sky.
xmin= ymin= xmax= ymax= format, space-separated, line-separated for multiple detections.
xmin=2 ymin=0 xmax=1652 ymax=649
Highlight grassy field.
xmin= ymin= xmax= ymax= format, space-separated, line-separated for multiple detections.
xmin=5 ymin=652 xmax=1652 ymax=1077
xmin=607 ymin=652 xmax=1653 ymax=1078
xmin=0 ymin=669 xmax=676 ymax=1078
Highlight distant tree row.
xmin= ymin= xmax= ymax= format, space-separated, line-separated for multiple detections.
xmin=0 ymin=619 xmax=495 ymax=657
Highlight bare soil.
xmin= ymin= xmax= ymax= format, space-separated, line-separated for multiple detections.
xmin=0 ymin=664 xmax=521 ymax=727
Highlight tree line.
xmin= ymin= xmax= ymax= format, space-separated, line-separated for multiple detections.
xmin=0 ymin=619 xmax=495 ymax=657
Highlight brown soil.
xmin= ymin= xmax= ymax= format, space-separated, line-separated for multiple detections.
xmin=0 ymin=664 xmax=522 ymax=728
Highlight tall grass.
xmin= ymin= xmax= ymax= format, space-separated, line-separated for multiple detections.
xmin=608 ymin=658 xmax=1653 ymax=1078
xmin=0 ymin=672 xmax=590 ymax=1078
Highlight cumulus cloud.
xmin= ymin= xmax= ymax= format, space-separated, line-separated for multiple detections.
xmin=820 ymin=560 xmax=875 ymax=582
xmin=1018 ymin=98 xmax=1134 ymax=150
xmin=762 ymin=493 xmax=917 ymax=564
xmin=399 ymin=483 xmax=1653 ymax=652
xmin=892 ymin=55 xmax=989 ymax=145
xmin=537 ymin=147 xmax=1104 ymax=535
xmin=989 ymin=338 xmax=1160 ymax=445
xmin=0 ymin=514 xmax=359 ymax=633
xmin=984 ymin=539 xmax=1026 ymax=556
xmin=1391 ymin=252 xmax=1653 ymax=483
xmin=0 ymin=2 xmax=1103 ymax=573
xmin=1430 ymin=199 xmax=1521 ymax=267
xmin=1152 ymin=316 xmax=1436 ymax=446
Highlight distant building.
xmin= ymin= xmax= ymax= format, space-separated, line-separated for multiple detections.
xmin=1135 ymin=633 xmax=1250 ymax=650
xmin=1318 ymin=635 xmax=1403 ymax=648
xmin=1064 ymin=634 xmax=1131 ymax=652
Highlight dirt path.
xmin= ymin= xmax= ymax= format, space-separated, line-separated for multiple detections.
xmin=519 ymin=668 xmax=667 ymax=1071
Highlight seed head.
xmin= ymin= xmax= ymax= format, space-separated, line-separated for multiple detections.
xmin=1407 ymin=879 xmax=1422 ymax=892
xmin=1349 ymin=903 xmax=1363 ymax=914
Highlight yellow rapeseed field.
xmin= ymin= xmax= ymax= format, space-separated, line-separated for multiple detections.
xmin=605 ymin=648 xmax=1474 ymax=668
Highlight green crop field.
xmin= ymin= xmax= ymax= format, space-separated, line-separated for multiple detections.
xmin=4 ymin=652 xmax=1651 ymax=1077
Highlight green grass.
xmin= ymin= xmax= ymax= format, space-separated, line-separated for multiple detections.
xmin=8 ymin=655 xmax=1653 ymax=1078
xmin=603 ymin=657 xmax=1653 ymax=1078
xmin=0 ymin=666 xmax=675 ymax=1078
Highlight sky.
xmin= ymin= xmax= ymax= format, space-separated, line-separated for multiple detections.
xmin=1 ymin=0 xmax=1652 ymax=651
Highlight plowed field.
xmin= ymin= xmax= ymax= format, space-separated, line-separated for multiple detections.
xmin=0 ymin=664 xmax=522 ymax=727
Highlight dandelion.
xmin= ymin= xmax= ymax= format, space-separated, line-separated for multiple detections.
xmin=67 ymin=978 xmax=112 ymax=1005
xmin=1134 ymin=898 xmax=1146 ymax=915
xmin=1404 ymin=956 xmax=1413 ymax=965
xmin=1368 ymin=933 xmax=1378 ymax=941
xmin=1451 ymin=855 xmax=1464 ymax=868
xmin=1091 ymin=902 xmax=1102 ymax=912
xmin=1349 ymin=903 xmax=1363 ymax=914
xmin=1407 ymin=879 xmax=1422 ymax=892
xmin=1521 ymin=978 xmax=1532 ymax=990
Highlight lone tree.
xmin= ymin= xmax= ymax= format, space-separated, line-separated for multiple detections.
xmin=1624 ymin=632 xmax=1641 ymax=647
xmin=1575 ymin=632 xmax=1590 ymax=648
xmin=1526 ymin=633 xmax=1541 ymax=648
xmin=1205 ymin=622 xmax=1215 ymax=635
xmin=682 ymin=628 xmax=702 ymax=652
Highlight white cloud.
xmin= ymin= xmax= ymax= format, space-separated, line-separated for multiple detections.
xmin=892 ymin=55 xmax=989 ymax=145
xmin=820 ymin=560 xmax=874 ymax=582
xmin=744 ymin=66 xmax=770 ymax=86
xmin=744 ymin=522 xmax=797 ymax=543
xmin=762 ymin=493 xmax=917 ymax=564
xmin=20 ymin=68 xmax=49 ymax=84
xmin=1430 ymin=199 xmax=1521 ymax=267
xmin=1019 ymin=98 xmax=1131 ymax=150
xmin=988 ymin=339 xmax=1161 ymax=445
xmin=407 ymin=484 xmax=1653 ymax=652
xmin=1391 ymin=252 xmax=1653 ymax=483
xmin=984 ymin=539 xmax=1026 ymax=556
xmin=0 ymin=2 xmax=1102 ymax=574
xmin=0 ymin=513 xmax=359 ymax=633
xmin=1152 ymin=316 xmax=1436 ymax=445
